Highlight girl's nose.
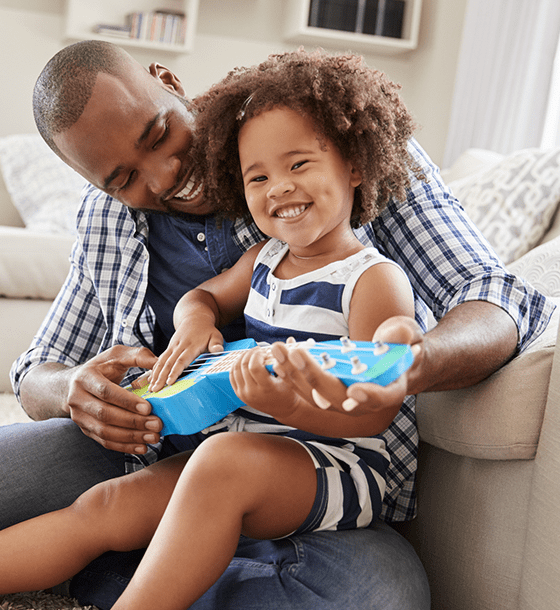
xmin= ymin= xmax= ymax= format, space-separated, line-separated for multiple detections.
xmin=267 ymin=178 xmax=295 ymax=199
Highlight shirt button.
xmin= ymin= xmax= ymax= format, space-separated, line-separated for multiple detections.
xmin=121 ymin=319 xmax=128 ymax=328
xmin=221 ymin=267 xmax=229 ymax=273
xmin=197 ymin=232 xmax=206 ymax=242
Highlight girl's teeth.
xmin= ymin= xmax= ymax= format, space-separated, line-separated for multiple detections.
xmin=276 ymin=205 xmax=307 ymax=219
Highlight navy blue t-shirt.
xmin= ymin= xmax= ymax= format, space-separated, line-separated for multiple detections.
xmin=145 ymin=213 xmax=246 ymax=354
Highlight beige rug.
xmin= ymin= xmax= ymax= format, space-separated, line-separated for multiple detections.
xmin=0 ymin=591 xmax=98 ymax=610
xmin=0 ymin=395 xmax=98 ymax=609
xmin=0 ymin=392 xmax=30 ymax=425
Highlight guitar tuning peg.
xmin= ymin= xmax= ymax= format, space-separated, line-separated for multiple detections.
xmin=320 ymin=352 xmax=336 ymax=370
xmin=339 ymin=336 xmax=356 ymax=353
xmin=373 ymin=341 xmax=389 ymax=356
xmin=351 ymin=356 xmax=368 ymax=375
xmin=305 ymin=338 xmax=317 ymax=347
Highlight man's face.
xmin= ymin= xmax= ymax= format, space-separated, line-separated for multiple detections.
xmin=53 ymin=64 xmax=212 ymax=216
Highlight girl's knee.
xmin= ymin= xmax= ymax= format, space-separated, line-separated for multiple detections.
xmin=70 ymin=478 xmax=122 ymax=521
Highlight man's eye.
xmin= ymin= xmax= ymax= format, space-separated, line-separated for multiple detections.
xmin=153 ymin=121 xmax=170 ymax=149
xmin=119 ymin=171 xmax=136 ymax=191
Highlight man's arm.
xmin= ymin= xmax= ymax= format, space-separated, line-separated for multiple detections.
xmin=11 ymin=187 xmax=164 ymax=453
xmin=391 ymin=300 xmax=518 ymax=396
xmin=275 ymin=300 xmax=518 ymax=416
xmin=19 ymin=347 xmax=162 ymax=454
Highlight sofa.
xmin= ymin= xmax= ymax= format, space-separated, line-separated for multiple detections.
xmin=1 ymin=135 xmax=560 ymax=610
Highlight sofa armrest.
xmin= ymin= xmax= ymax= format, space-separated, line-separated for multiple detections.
xmin=519 ymin=318 xmax=560 ymax=609
xmin=416 ymin=312 xmax=558 ymax=461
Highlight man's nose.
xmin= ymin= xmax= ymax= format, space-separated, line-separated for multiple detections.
xmin=144 ymin=155 xmax=181 ymax=197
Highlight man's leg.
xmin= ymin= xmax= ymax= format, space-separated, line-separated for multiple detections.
xmin=0 ymin=418 xmax=125 ymax=529
xmin=72 ymin=522 xmax=430 ymax=610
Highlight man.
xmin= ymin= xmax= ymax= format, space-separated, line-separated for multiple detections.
xmin=2 ymin=40 xmax=553 ymax=609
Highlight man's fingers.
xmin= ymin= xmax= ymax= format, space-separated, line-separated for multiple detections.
xmin=69 ymin=392 xmax=162 ymax=455
xmin=373 ymin=315 xmax=421 ymax=346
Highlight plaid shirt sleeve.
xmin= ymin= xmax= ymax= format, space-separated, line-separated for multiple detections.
xmin=10 ymin=184 xmax=154 ymax=398
xmin=356 ymin=138 xmax=555 ymax=353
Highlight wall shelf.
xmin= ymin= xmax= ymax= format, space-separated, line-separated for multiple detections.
xmin=64 ymin=0 xmax=199 ymax=54
xmin=284 ymin=0 xmax=422 ymax=55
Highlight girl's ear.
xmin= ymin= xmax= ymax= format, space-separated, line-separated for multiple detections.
xmin=148 ymin=62 xmax=186 ymax=97
xmin=350 ymin=164 xmax=363 ymax=187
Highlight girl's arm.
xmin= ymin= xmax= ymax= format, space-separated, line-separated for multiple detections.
xmin=149 ymin=241 xmax=267 ymax=391
xmin=230 ymin=262 xmax=415 ymax=438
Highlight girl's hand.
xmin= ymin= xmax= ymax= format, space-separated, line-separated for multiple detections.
xmin=229 ymin=347 xmax=302 ymax=420
xmin=149 ymin=322 xmax=225 ymax=393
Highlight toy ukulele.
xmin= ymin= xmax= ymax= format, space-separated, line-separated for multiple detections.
xmin=128 ymin=337 xmax=413 ymax=436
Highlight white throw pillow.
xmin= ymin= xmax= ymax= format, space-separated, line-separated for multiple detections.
xmin=0 ymin=134 xmax=86 ymax=235
xmin=448 ymin=148 xmax=560 ymax=264
xmin=508 ymin=233 xmax=560 ymax=299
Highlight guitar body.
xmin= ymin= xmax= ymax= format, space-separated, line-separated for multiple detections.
xmin=129 ymin=338 xmax=413 ymax=437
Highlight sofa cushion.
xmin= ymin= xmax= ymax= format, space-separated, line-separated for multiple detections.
xmin=417 ymin=235 xmax=560 ymax=460
xmin=0 ymin=226 xmax=74 ymax=299
xmin=0 ymin=134 xmax=86 ymax=235
xmin=448 ymin=147 xmax=560 ymax=264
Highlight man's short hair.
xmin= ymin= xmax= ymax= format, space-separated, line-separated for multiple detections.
xmin=33 ymin=40 xmax=128 ymax=159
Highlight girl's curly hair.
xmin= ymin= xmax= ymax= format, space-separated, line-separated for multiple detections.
xmin=192 ymin=48 xmax=423 ymax=227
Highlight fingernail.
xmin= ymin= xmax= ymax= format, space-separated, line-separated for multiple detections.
xmin=145 ymin=419 xmax=160 ymax=431
xmin=291 ymin=349 xmax=306 ymax=370
xmin=271 ymin=344 xmax=286 ymax=363
xmin=342 ymin=398 xmax=360 ymax=412
xmin=143 ymin=433 xmax=159 ymax=443
xmin=312 ymin=389 xmax=331 ymax=409
xmin=350 ymin=388 xmax=368 ymax=403
xmin=135 ymin=446 xmax=146 ymax=454
xmin=136 ymin=402 xmax=151 ymax=415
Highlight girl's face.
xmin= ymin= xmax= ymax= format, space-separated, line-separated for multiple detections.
xmin=238 ymin=106 xmax=362 ymax=257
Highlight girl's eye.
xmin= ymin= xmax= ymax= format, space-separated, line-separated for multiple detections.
xmin=292 ymin=160 xmax=307 ymax=170
xmin=251 ymin=175 xmax=267 ymax=183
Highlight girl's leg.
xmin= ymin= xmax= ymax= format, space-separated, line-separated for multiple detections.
xmin=0 ymin=452 xmax=190 ymax=595
xmin=113 ymin=432 xmax=317 ymax=610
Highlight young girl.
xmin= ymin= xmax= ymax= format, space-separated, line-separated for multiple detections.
xmin=0 ymin=49 xmax=418 ymax=609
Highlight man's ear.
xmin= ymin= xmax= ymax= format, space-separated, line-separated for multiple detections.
xmin=148 ymin=62 xmax=186 ymax=97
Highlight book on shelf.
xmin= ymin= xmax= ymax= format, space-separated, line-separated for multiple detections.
xmin=308 ymin=0 xmax=405 ymax=39
xmin=127 ymin=10 xmax=187 ymax=45
xmin=93 ymin=24 xmax=133 ymax=38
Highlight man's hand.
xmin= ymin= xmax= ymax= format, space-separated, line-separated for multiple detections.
xmin=20 ymin=345 xmax=163 ymax=455
xmin=275 ymin=302 xmax=518 ymax=417
xmin=269 ymin=329 xmax=416 ymax=427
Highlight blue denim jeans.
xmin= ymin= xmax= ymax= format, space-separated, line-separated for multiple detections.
xmin=0 ymin=418 xmax=430 ymax=610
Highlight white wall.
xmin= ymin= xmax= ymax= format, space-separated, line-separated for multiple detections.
xmin=0 ymin=0 xmax=468 ymax=166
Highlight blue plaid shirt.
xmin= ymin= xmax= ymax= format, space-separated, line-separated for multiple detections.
xmin=11 ymin=139 xmax=555 ymax=522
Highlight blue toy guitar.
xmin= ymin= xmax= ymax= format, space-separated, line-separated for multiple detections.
xmin=128 ymin=337 xmax=413 ymax=436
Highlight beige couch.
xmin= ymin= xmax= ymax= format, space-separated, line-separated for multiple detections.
xmin=1 ymin=136 xmax=560 ymax=610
